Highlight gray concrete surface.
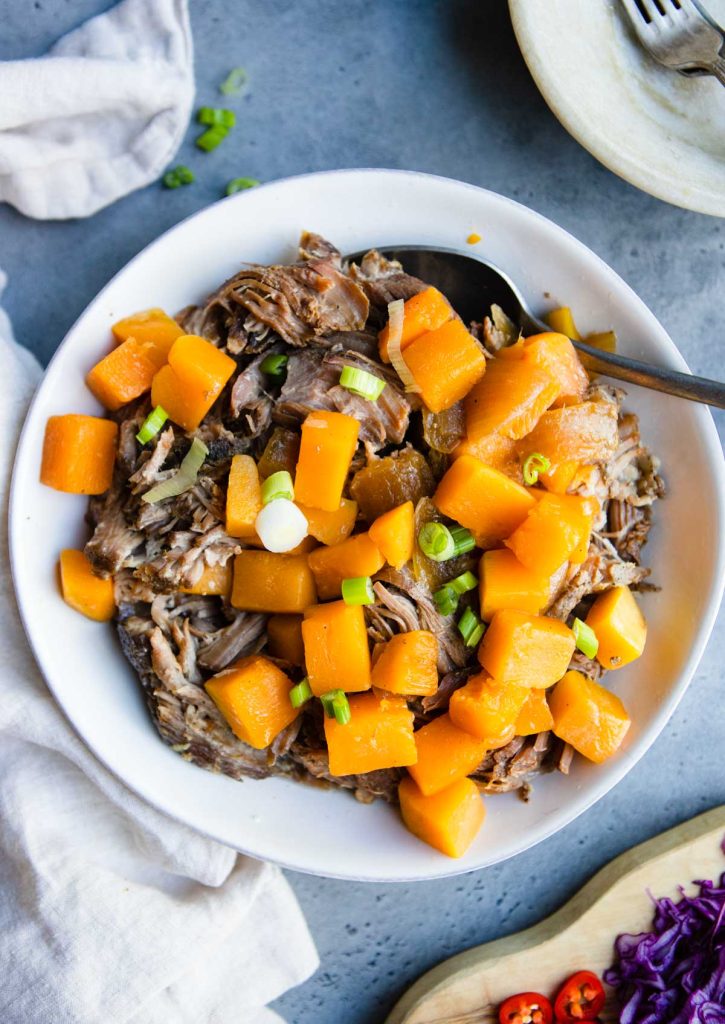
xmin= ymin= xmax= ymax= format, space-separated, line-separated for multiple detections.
xmin=1 ymin=3 xmax=723 ymax=1023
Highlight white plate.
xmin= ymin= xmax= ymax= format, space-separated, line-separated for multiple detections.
xmin=9 ymin=169 xmax=725 ymax=881
xmin=509 ymin=0 xmax=725 ymax=217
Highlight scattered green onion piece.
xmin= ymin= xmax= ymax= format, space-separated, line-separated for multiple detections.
xmin=418 ymin=522 xmax=456 ymax=562
xmin=572 ymin=617 xmax=599 ymax=659
xmin=341 ymin=576 xmax=375 ymax=606
xmin=162 ymin=165 xmax=195 ymax=189
xmin=339 ymin=365 xmax=386 ymax=401
xmin=198 ymin=106 xmax=236 ymax=127
xmin=196 ymin=125 xmax=229 ymax=152
xmin=289 ymin=678 xmax=313 ymax=709
xmin=458 ymin=607 xmax=486 ymax=647
xmin=226 ymin=177 xmax=260 ymax=195
xmin=450 ymin=525 xmax=476 ymax=556
xmin=219 ymin=66 xmax=248 ymax=95
xmin=320 ymin=689 xmax=351 ymax=725
xmin=450 ymin=570 xmax=478 ymax=595
xmin=261 ymin=470 xmax=294 ymax=505
xmin=136 ymin=405 xmax=168 ymax=444
xmin=260 ymin=353 xmax=288 ymax=376
xmin=142 ymin=437 xmax=208 ymax=504
xmin=522 ymin=452 xmax=551 ymax=486
xmin=433 ymin=585 xmax=458 ymax=617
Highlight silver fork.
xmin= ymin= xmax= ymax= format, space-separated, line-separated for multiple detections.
xmin=620 ymin=0 xmax=725 ymax=85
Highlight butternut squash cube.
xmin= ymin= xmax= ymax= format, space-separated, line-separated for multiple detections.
xmin=518 ymin=401 xmax=619 ymax=466
xmin=86 ymin=338 xmax=158 ymax=411
xmin=371 ymin=630 xmax=438 ymax=697
xmin=302 ymin=601 xmax=371 ymax=695
xmin=464 ymin=356 xmax=560 ymax=442
xmin=448 ymin=673 xmax=529 ymax=746
xmin=515 ymin=687 xmax=554 ymax=736
xmin=151 ymin=334 xmax=236 ymax=432
xmin=111 ymin=307 xmax=185 ymax=358
xmin=378 ymin=286 xmax=452 ymax=362
xmin=297 ymin=498 xmax=358 ymax=546
xmin=452 ymin=431 xmax=521 ymax=481
xmin=434 ymin=455 xmax=536 ymax=549
xmin=408 ymin=714 xmax=488 ymax=796
xmin=226 ymin=455 xmax=262 ymax=539
xmin=267 ymin=614 xmax=305 ymax=665
xmin=41 ymin=414 xmax=118 ymax=495
xmin=399 ymin=775 xmax=485 ymax=858
xmin=294 ymin=410 xmax=359 ymax=512
xmin=324 ymin=692 xmax=416 ymax=775
xmin=477 ymin=610 xmax=575 ymax=688
xmin=505 ymin=493 xmax=592 ymax=577
xmin=231 ymin=550 xmax=316 ymax=613
xmin=538 ymin=460 xmax=579 ymax=494
xmin=181 ymin=561 xmax=232 ymax=597
xmin=585 ymin=585 xmax=647 ymax=670
xmin=404 ymin=319 xmax=487 ymax=413
xmin=479 ymin=549 xmax=551 ymax=621
xmin=307 ymin=532 xmax=384 ymax=600
xmin=205 ymin=655 xmax=299 ymax=750
xmin=549 ymin=670 xmax=631 ymax=763
xmin=520 ymin=333 xmax=589 ymax=408
xmin=544 ymin=306 xmax=581 ymax=341
xmin=59 ymin=549 xmax=115 ymax=621
xmin=368 ymin=501 xmax=415 ymax=570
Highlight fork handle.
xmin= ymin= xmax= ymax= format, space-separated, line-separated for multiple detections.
xmin=571 ymin=339 xmax=725 ymax=408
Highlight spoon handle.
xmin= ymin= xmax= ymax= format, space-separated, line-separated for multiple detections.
xmin=570 ymin=340 xmax=725 ymax=409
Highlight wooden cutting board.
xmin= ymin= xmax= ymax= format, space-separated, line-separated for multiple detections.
xmin=385 ymin=805 xmax=725 ymax=1024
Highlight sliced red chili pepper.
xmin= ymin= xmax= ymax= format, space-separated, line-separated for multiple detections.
xmin=554 ymin=970 xmax=606 ymax=1022
xmin=499 ymin=992 xmax=554 ymax=1024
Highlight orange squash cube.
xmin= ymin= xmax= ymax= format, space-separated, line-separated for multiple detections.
xmin=544 ymin=306 xmax=581 ymax=341
xmin=477 ymin=610 xmax=575 ymax=688
xmin=59 ymin=549 xmax=115 ymax=621
xmin=404 ymin=319 xmax=487 ymax=413
xmin=452 ymin=431 xmax=521 ymax=480
xmin=518 ymin=401 xmax=619 ymax=466
xmin=151 ymin=334 xmax=236 ymax=432
xmin=181 ymin=561 xmax=233 ymax=597
xmin=378 ymin=286 xmax=452 ymax=362
xmin=231 ymin=550 xmax=316 ymax=613
xmin=302 ymin=601 xmax=371 ymax=695
xmin=408 ymin=714 xmax=488 ymax=796
xmin=434 ymin=455 xmax=536 ymax=549
xmin=549 ymin=670 xmax=631 ymax=764
xmin=86 ymin=338 xmax=158 ymax=411
xmin=585 ymin=585 xmax=647 ymax=670
xmin=325 ymin=692 xmax=416 ymax=775
xmin=520 ymin=333 xmax=589 ymax=408
xmin=368 ymin=501 xmax=415 ymax=570
xmin=267 ymin=614 xmax=305 ymax=665
xmin=111 ymin=307 xmax=185 ymax=361
xmin=448 ymin=673 xmax=529 ymax=745
xmin=371 ymin=630 xmax=439 ymax=697
xmin=479 ymin=549 xmax=551 ymax=621
xmin=297 ymin=499 xmax=358 ymax=546
xmin=226 ymin=455 xmax=262 ymax=539
xmin=514 ymin=688 xmax=554 ymax=736
xmin=41 ymin=414 xmax=118 ymax=495
xmin=399 ymin=775 xmax=485 ymax=858
xmin=539 ymin=460 xmax=579 ymax=494
xmin=294 ymin=410 xmax=360 ymax=512
xmin=205 ymin=655 xmax=299 ymax=749
xmin=464 ymin=357 xmax=560 ymax=443
xmin=505 ymin=493 xmax=592 ymax=577
xmin=307 ymin=532 xmax=384 ymax=600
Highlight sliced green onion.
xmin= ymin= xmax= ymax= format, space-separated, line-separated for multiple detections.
xmin=198 ymin=106 xmax=236 ymax=127
xmin=196 ymin=125 xmax=229 ymax=152
xmin=450 ymin=525 xmax=476 ymax=556
xmin=572 ymin=617 xmax=599 ymax=659
xmin=418 ymin=522 xmax=456 ymax=562
xmin=162 ymin=165 xmax=195 ymax=189
xmin=450 ymin=571 xmax=478 ymax=595
xmin=289 ymin=678 xmax=313 ymax=709
xmin=339 ymin=365 xmax=386 ymax=401
xmin=142 ymin=437 xmax=208 ymax=504
xmin=433 ymin=585 xmax=458 ymax=616
xmin=226 ymin=177 xmax=260 ymax=195
xmin=260 ymin=353 xmax=288 ymax=376
xmin=458 ymin=607 xmax=486 ymax=647
xmin=261 ymin=470 xmax=294 ymax=504
xmin=136 ymin=405 xmax=168 ymax=444
xmin=341 ymin=576 xmax=375 ymax=606
xmin=255 ymin=498 xmax=307 ymax=552
xmin=320 ymin=689 xmax=351 ymax=725
xmin=522 ymin=452 xmax=551 ymax=486
xmin=219 ymin=66 xmax=248 ymax=95
xmin=386 ymin=298 xmax=421 ymax=393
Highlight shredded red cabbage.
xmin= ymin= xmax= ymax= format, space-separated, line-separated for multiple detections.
xmin=604 ymin=873 xmax=725 ymax=1024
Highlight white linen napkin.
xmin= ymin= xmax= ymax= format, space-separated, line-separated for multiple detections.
xmin=0 ymin=0 xmax=194 ymax=219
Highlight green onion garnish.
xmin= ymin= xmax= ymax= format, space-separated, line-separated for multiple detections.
xmin=136 ymin=405 xmax=168 ymax=445
xmin=261 ymin=470 xmax=294 ymax=504
xmin=450 ymin=525 xmax=476 ymax=556
xmin=450 ymin=570 xmax=478 ymax=594
xmin=339 ymin=365 xmax=386 ymax=401
xmin=260 ymin=353 xmax=288 ymax=376
xmin=458 ymin=607 xmax=486 ymax=647
xmin=418 ymin=522 xmax=456 ymax=562
xmin=198 ymin=107 xmax=236 ymax=128
xmin=341 ymin=576 xmax=375 ymax=606
xmin=522 ymin=452 xmax=551 ymax=486
xmin=433 ymin=585 xmax=458 ymax=616
xmin=142 ymin=436 xmax=208 ymax=504
xmin=572 ymin=617 xmax=599 ymax=659
xmin=196 ymin=125 xmax=229 ymax=152
xmin=219 ymin=66 xmax=248 ymax=95
xmin=226 ymin=177 xmax=260 ymax=196
xmin=320 ymin=689 xmax=351 ymax=725
xmin=289 ymin=678 xmax=313 ymax=709
xmin=162 ymin=165 xmax=195 ymax=189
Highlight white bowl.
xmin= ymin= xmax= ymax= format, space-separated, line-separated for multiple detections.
xmin=9 ymin=170 xmax=725 ymax=881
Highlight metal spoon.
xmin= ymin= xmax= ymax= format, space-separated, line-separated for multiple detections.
xmin=348 ymin=245 xmax=725 ymax=409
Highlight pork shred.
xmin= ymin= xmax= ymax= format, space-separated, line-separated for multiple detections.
xmin=90 ymin=233 xmax=663 ymax=805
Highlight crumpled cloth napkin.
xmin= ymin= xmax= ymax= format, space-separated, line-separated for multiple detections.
xmin=0 ymin=273 xmax=318 ymax=1023
xmin=0 ymin=0 xmax=194 ymax=219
